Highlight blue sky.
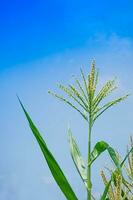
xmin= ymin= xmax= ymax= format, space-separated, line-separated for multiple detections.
xmin=1 ymin=1 xmax=133 ymax=200
xmin=0 ymin=0 xmax=133 ymax=69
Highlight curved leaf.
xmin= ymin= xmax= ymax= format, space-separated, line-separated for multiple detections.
xmin=90 ymin=141 xmax=122 ymax=174
xmin=90 ymin=141 xmax=108 ymax=165
xmin=19 ymin=98 xmax=78 ymax=200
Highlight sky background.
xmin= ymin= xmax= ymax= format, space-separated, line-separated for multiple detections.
xmin=1 ymin=1 xmax=133 ymax=200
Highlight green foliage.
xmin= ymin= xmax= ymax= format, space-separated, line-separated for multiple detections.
xmin=68 ymin=129 xmax=87 ymax=186
xmin=18 ymin=98 xmax=78 ymax=200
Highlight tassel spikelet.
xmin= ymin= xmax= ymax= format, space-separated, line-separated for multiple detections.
xmin=101 ymin=170 xmax=108 ymax=185
xmin=49 ymin=61 xmax=129 ymax=125
xmin=88 ymin=61 xmax=95 ymax=100
xmin=89 ymin=61 xmax=95 ymax=89
xmin=115 ymin=173 xmax=122 ymax=200
xmin=88 ymin=61 xmax=96 ymax=114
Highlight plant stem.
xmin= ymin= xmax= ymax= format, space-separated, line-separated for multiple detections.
xmin=87 ymin=117 xmax=92 ymax=200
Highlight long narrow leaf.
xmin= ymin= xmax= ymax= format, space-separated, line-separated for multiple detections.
xmin=68 ymin=129 xmax=87 ymax=184
xmin=107 ymin=146 xmax=122 ymax=173
xmin=121 ymin=148 xmax=133 ymax=168
xmin=18 ymin=98 xmax=78 ymax=200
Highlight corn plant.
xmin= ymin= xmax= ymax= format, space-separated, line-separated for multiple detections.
xmin=19 ymin=62 xmax=130 ymax=200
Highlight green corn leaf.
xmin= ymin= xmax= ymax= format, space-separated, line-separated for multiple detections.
xmin=100 ymin=180 xmax=112 ymax=200
xmin=89 ymin=141 xmax=127 ymax=198
xmin=90 ymin=141 xmax=122 ymax=174
xmin=68 ymin=129 xmax=87 ymax=185
xmin=18 ymin=98 xmax=78 ymax=200
xmin=107 ymin=146 xmax=122 ymax=173
xmin=89 ymin=141 xmax=109 ymax=165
